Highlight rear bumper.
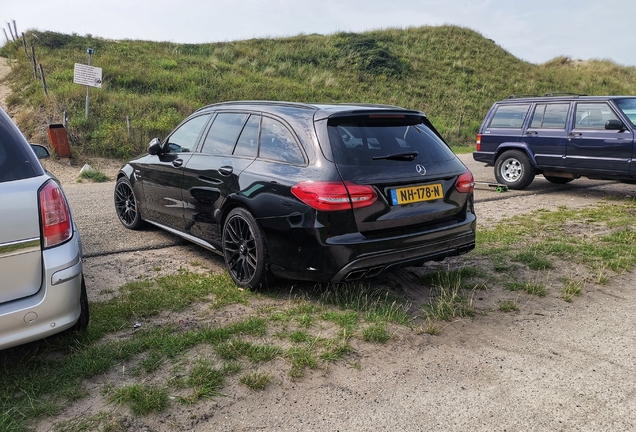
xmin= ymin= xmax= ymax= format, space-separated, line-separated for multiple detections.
xmin=268 ymin=212 xmax=476 ymax=283
xmin=473 ymin=151 xmax=495 ymax=165
xmin=0 ymin=234 xmax=83 ymax=351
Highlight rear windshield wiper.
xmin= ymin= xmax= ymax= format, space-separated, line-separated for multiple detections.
xmin=372 ymin=151 xmax=418 ymax=161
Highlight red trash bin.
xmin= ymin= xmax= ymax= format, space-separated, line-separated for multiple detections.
xmin=47 ymin=124 xmax=71 ymax=158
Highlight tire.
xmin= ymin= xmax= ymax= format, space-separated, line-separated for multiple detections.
xmin=68 ymin=277 xmax=89 ymax=333
xmin=494 ymin=150 xmax=536 ymax=190
xmin=114 ymin=176 xmax=145 ymax=230
xmin=544 ymin=176 xmax=574 ymax=185
xmin=222 ymin=207 xmax=270 ymax=289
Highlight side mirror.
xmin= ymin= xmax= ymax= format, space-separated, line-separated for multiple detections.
xmin=30 ymin=144 xmax=50 ymax=159
xmin=605 ymin=119 xmax=626 ymax=131
xmin=147 ymin=138 xmax=162 ymax=155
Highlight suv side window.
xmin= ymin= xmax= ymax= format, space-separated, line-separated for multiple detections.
xmin=201 ymin=113 xmax=249 ymax=155
xmin=259 ymin=117 xmax=305 ymax=164
xmin=164 ymin=114 xmax=210 ymax=154
xmin=488 ymin=104 xmax=530 ymax=128
xmin=530 ymin=103 xmax=569 ymax=129
xmin=575 ymin=103 xmax=619 ymax=129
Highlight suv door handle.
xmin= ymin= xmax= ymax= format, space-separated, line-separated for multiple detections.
xmin=526 ymin=131 xmax=538 ymax=136
xmin=219 ymin=166 xmax=233 ymax=176
xmin=569 ymin=132 xmax=582 ymax=138
xmin=172 ymin=158 xmax=184 ymax=168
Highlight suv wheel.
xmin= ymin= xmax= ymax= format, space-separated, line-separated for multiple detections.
xmin=494 ymin=150 xmax=535 ymax=190
xmin=222 ymin=207 xmax=270 ymax=289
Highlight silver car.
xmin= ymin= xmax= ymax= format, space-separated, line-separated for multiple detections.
xmin=0 ymin=107 xmax=88 ymax=350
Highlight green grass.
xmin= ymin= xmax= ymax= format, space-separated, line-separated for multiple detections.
xmin=5 ymin=198 xmax=636 ymax=429
xmin=2 ymin=27 xmax=636 ymax=158
xmin=78 ymin=167 xmax=109 ymax=182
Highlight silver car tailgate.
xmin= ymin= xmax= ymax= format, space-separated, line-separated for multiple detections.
xmin=0 ymin=176 xmax=44 ymax=303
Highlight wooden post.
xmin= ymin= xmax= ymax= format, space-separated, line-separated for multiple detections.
xmin=39 ymin=64 xmax=48 ymax=96
xmin=126 ymin=116 xmax=131 ymax=136
xmin=12 ymin=21 xmax=17 ymax=41
xmin=7 ymin=23 xmax=15 ymax=41
xmin=31 ymin=46 xmax=37 ymax=79
xmin=21 ymin=33 xmax=27 ymax=56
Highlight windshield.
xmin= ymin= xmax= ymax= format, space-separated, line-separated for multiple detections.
xmin=615 ymin=98 xmax=636 ymax=126
xmin=327 ymin=115 xmax=456 ymax=166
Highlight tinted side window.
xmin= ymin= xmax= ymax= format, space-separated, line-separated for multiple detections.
xmin=165 ymin=114 xmax=210 ymax=154
xmin=259 ymin=117 xmax=304 ymax=164
xmin=530 ymin=103 xmax=569 ymax=129
xmin=575 ymin=103 xmax=619 ymax=129
xmin=201 ymin=113 xmax=249 ymax=155
xmin=488 ymin=104 xmax=530 ymax=128
xmin=233 ymin=115 xmax=260 ymax=158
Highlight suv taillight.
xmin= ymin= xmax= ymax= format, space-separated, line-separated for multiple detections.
xmin=291 ymin=181 xmax=378 ymax=211
xmin=455 ymin=170 xmax=475 ymax=194
xmin=39 ymin=180 xmax=72 ymax=248
xmin=476 ymin=134 xmax=481 ymax=151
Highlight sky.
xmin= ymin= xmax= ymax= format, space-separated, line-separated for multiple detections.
xmin=1 ymin=0 xmax=635 ymax=67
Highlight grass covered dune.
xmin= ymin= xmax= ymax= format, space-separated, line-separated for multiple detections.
xmin=2 ymin=25 xmax=636 ymax=159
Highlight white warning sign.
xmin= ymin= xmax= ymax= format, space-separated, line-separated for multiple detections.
xmin=73 ymin=63 xmax=102 ymax=88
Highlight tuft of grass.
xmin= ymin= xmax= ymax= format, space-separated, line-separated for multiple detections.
xmin=423 ymin=269 xmax=476 ymax=322
xmin=240 ymin=372 xmax=273 ymax=391
xmin=561 ymin=278 xmax=584 ymax=302
xmin=505 ymin=281 xmax=547 ymax=297
xmin=513 ymin=251 xmax=554 ymax=270
xmin=183 ymin=360 xmax=227 ymax=403
xmin=497 ymin=300 xmax=519 ymax=312
xmin=361 ymin=323 xmax=391 ymax=344
xmin=108 ymin=384 xmax=169 ymax=415
xmin=286 ymin=347 xmax=318 ymax=378
xmin=79 ymin=167 xmax=109 ymax=182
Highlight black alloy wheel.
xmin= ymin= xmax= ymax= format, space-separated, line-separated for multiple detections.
xmin=223 ymin=207 xmax=269 ymax=289
xmin=114 ymin=177 xmax=144 ymax=230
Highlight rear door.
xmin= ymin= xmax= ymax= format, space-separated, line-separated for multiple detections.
xmin=525 ymin=102 xmax=570 ymax=167
xmin=566 ymin=102 xmax=633 ymax=173
xmin=327 ymin=114 xmax=469 ymax=233
xmin=182 ymin=112 xmax=258 ymax=245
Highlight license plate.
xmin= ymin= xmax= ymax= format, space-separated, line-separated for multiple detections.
xmin=390 ymin=183 xmax=443 ymax=205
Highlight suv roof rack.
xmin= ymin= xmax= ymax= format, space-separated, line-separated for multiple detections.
xmin=542 ymin=92 xmax=587 ymax=97
xmin=505 ymin=94 xmax=538 ymax=99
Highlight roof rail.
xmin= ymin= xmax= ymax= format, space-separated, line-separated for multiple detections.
xmin=196 ymin=100 xmax=320 ymax=112
xmin=505 ymin=94 xmax=538 ymax=99
xmin=542 ymin=92 xmax=587 ymax=97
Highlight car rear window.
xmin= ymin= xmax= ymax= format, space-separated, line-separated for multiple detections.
xmin=0 ymin=132 xmax=38 ymax=183
xmin=327 ymin=115 xmax=456 ymax=166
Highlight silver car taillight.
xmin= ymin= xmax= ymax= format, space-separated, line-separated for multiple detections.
xmin=39 ymin=180 xmax=72 ymax=248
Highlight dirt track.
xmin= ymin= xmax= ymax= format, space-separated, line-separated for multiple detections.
xmin=35 ymin=155 xmax=636 ymax=431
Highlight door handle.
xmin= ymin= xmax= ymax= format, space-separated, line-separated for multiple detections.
xmin=569 ymin=132 xmax=582 ymax=138
xmin=526 ymin=131 xmax=538 ymax=136
xmin=172 ymin=158 xmax=183 ymax=168
xmin=219 ymin=166 xmax=233 ymax=176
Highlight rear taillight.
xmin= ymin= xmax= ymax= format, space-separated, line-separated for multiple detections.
xmin=476 ymin=134 xmax=481 ymax=151
xmin=291 ymin=181 xmax=378 ymax=211
xmin=455 ymin=170 xmax=475 ymax=194
xmin=39 ymin=180 xmax=72 ymax=248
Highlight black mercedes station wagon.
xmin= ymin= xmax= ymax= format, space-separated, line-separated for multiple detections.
xmin=115 ymin=101 xmax=476 ymax=288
